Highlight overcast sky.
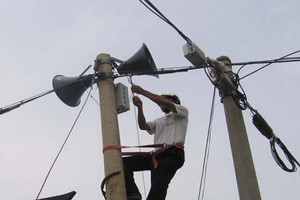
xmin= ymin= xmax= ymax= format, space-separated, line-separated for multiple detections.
xmin=1 ymin=0 xmax=300 ymax=199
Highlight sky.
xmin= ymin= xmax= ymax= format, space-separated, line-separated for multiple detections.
xmin=1 ymin=0 xmax=300 ymax=199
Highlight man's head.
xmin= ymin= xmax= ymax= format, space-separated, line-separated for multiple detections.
xmin=161 ymin=93 xmax=181 ymax=105
xmin=159 ymin=93 xmax=181 ymax=114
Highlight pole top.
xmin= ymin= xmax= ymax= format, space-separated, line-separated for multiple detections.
xmin=96 ymin=53 xmax=111 ymax=60
xmin=216 ymin=56 xmax=232 ymax=69
xmin=217 ymin=55 xmax=231 ymax=63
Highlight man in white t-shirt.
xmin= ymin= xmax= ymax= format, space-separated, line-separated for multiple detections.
xmin=123 ymin=85 xmax=188 ymax=200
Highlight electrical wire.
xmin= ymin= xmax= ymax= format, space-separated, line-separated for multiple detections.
xmin=139 ymin=0 xmax=169 ymax=24
xmin=132 ymin=100 xmax=148 ymax=199
xmin=35 ymin=77 xmax=94 ymax=200
xmin=198 ymin=86 xmax=216 ymax=200
xmin=140 ymin=0 xmax=300 ymax=84
xmin=128 ymin=76 xmax=148 ymax=198
xmin=270 ymin=136 xmax=300 ymax=172
xmin=139 ymin=0 xmax=193 ymax=44
xmin=252 ymin=111 xmax=300 ymax=172
xmin=89 ymin=94 xmax=100 ymax=106
xmin=230 ymin=73 xmax=248 ymax=110
xmin=233 ymin=57 xmax=300 ymax=67
xmin=238 ymin=50 xmax=300 ymax=80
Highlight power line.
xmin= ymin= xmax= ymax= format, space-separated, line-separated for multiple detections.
xmin=139 ymin=0 xmax=193 ymax=44
xmin=238 ymin=50 xmax=300 ymax=80
xmin=232 ymin=57 xmax=300 ymax=66
xmin=138 ymin=0 xmax=300 ymax=82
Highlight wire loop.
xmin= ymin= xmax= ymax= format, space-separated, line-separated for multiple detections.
xmin=270 ymin=136 xmax=300 ymax=172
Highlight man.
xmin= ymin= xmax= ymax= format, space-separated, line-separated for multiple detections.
xmin=123 ymin=85 xmax=189 ymax=200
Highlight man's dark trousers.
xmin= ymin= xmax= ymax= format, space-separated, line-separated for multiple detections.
xmin=123 ymin=147 xmax=184 ymax=200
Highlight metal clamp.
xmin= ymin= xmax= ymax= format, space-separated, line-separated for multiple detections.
xmin=94 ymin=59 xmax=113 ymax=71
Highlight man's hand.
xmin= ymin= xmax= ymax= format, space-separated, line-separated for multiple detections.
xmin=131 ymin=85 xmax=145 ymax=95
xmin=132 ymin=96 xmax=150 ymax=131
xmin=132 ymin=96 xmax=143 ymax=107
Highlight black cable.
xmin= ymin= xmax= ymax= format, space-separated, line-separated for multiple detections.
xmin=252 ymin=111 xmax=300 ymax=172
xmin=139 ymin=0 xmax=169 ymax=24
xmin=233 ymin=57 xmax=300 ymax=67
xmin=237 ymin=64 xmax=246 ymax=75
xmin=101 ymin=171 xmax=121 ymax=199
xmin=139 ymin=0 xmax=193 ymax=44
xmin=239 ymin=50 xmax=300 ymax=80
xmin=270 ymin=137 xmax=300 ymax=172
xmin=230 ymin=73 xmax=248 ymax=110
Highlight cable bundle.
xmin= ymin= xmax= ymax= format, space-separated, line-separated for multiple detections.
xmin=253 ymin=112 xmax=300 ymax=172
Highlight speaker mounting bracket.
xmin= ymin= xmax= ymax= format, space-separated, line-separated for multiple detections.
xmin=94 ymin=59 xmax=113 ymax=71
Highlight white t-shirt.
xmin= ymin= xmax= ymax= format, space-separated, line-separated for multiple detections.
xmin=146 ymin=104 xmax=188 ymax=145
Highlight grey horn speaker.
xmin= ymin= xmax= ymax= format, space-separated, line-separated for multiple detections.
xmin=116 ymin=43 xmax=158 ymax=77
xmin=52 ymin=74 xmax=93 ymax=107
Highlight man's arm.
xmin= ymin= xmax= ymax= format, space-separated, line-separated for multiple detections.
xmin=132 ymin=96 xmax=151 ymax=131
xmin=131 ymin=85 xmax=177 ymax=113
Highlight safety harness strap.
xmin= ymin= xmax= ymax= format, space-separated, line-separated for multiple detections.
xmin=103 ymin=144 xmax=165 ymax=153
xmin=103 ymin=143 xmax=184 ymax=169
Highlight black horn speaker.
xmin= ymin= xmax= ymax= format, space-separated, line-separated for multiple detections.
xmin=52 ymin=74 xmax=93 ymax=107
xmin=37 ymin=191 xmax=76 ymax=200
xmin=116 ymin=43 xmax=158 ymax=77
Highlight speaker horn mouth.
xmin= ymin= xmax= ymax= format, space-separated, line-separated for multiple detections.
xmin=52 ymin=74 xmax=94 ymax=107
xmin=115 ymin=43 xmax=158 ymax=78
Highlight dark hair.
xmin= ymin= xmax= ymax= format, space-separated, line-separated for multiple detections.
xmin=162 ymin=95 xmax=181 ymax=105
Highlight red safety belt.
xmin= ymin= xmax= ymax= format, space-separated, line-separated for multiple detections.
xmin=103 ymin=143 xmax=184 ymax=169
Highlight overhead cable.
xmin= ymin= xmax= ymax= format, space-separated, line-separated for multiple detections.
xmin=252 ymin=111 xmax=300 ymax=172
xmin=232 ymin=57 xmax=300 ymax=66
xmin=139 ymin=0 xmax=193 ymax=44
xmin=238 ymin=50 xmax=300 ymax=80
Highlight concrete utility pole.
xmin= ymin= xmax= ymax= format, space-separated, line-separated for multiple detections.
xmin=214 ymin=56 xmax=262 ymax=200
xmin=96 ymin=53 xmax=127 ymax=200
